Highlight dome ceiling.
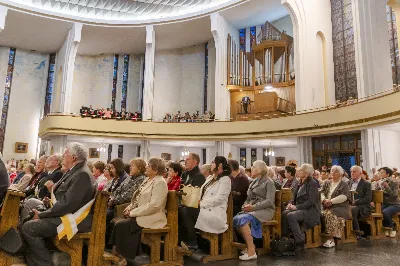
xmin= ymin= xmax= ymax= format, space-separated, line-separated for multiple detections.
xmin=6 ymin=0 xmax=233 ymax=21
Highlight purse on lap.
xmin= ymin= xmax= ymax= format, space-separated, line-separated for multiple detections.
xmin=181 ymin=185 xmax=201 ymax=208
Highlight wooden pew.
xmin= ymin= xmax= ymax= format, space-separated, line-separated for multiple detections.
xmin=0 ymin=190 xmax=26 ymax=266
xmin=53 ymin=191 xmax=110 ymax=266
xmin=199 ymin=194 xmax=235 ymax=263
xmin=109 ymin=191 xmax=184 ymax=266
xmin=359 ymin=190 xmax=384 ymax=239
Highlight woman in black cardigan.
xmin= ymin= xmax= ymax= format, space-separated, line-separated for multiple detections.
xmin=282 ymin=164 xmax=320 ymax=252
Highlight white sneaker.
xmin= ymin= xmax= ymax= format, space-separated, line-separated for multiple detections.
xmin=385 ymin=230 xmax=390 ymax=237
xmin=239 ymin=252 xmax=257 ymax=261
xmin=240 ymin=249 xmax=247 ymax=255
xmin=390 ymin=230 xmax=397 ymax=238
xmin=322 ymin=240 xmax=335 ymax=248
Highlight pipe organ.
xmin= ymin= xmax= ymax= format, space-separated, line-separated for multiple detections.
xmin=227 ymin=21 xmax=294 ymax=89
xmin=227 ymin=21 xmax=295 ymax=120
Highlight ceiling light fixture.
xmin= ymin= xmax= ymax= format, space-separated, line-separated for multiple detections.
xmin=181 ymin=145 xmax=190 ymax=157
xmin=265 ymin=143 xmax=275 ymax=157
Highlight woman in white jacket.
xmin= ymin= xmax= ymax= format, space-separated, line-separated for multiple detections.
xmin=194 ymin=156 xmax=232 ymax=238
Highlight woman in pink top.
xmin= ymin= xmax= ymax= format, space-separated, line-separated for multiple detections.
xmin=98 ymin=164 xmax=114 ymax=191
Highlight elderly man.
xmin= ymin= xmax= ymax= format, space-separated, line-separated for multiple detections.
xmin=348 ymin=165 xmax=372 ymax=239
xmin=21 ymin=142 xmax=97 ymax=266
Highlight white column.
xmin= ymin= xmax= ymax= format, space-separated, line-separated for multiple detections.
xmin=211 ymin=13 xmax=231 ymax=121
xmin=216 ymin=141 xmax=232 ymax=158
xmin=140 ymin=139 xmax=151 ymax=162
xmin=353 ymin=0 xmax=393 ymax=97
xmin=142 ymin=25 xmax=156 ymax=121
xmin=297 ymin=137 xmax=312 ymax=166
xmin=49 ymin=136 xmax=68 ymax=156
xmin=52 ymin=23 xmax=82 ymax=114
xmin=0 ymin=6 xmax=8 ymax=32
xmin=361 ymin=129 xmax=383 ymax=176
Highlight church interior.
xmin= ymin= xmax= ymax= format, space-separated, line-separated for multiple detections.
xmin=0 ymin=0 xmax=400 ymax=265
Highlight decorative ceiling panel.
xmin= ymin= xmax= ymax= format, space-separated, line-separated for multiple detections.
xmin=8 ymin=0 xmax=231 ymax=20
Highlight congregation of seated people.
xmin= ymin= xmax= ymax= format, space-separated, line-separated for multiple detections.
xmin=80 ymin=105 xmax=142 ymax=121
xmin=2 ymin=146 xmax=400 ymax=265
xmin=163 ymin=110 xmax=215 ymax=122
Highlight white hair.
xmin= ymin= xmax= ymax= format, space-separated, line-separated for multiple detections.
xmin=298 ymin=163 xmax=314 ymax=176
xmin=239 ymin=165 xmax=246 ymax=175
xmin=350 ymin=165 xmax=362 ymax=173
xmin=331 ymin=165 xmax=344 ymax=176
xmin=68 ymin=142 xmax=88 ymax=162
xmin=252 ymin=160 xmax=268 ymax=176
xmin=267 ymin=167 xmax=275 ymax=178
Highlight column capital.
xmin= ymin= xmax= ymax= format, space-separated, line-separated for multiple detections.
xmin=0 ymin=6 xmax=8 ymax=32
xmin=388 ymin=0 xmax=400 ymax=8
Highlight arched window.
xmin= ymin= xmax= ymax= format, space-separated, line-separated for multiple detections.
xmin=330 ymin=0 xmax=357 ymax=101
xmin=387 ymin=5 xmax=400 ymax=87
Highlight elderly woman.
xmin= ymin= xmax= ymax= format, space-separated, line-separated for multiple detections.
xmin=200 ymin=164 xmax=212 ymax=178
xmin=109 ymin=157 xmax=168 ymax=266
xmin=320 ymin=165 xmax=351 ymax=248
xmin=233 ymin=160 xmax=276 ymax=261
xmin=282 ymin=164 xmax=320 ymax=252
xmin=181 ymin=156 xmax=231 ymax=251
xmin=267 ymin=167 xmax=282 ymax=190
xmin=9 ymin=163 xmax=35 ymax=191
xmin=100 ymin=164 xmax=114 ymax=191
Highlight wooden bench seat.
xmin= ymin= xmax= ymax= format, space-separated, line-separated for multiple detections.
xmin=199 ymin=194 xmax=235 ymax=263
xmin=305 ymin=224 xmax=321 ymax=248
xmin=53 ymin=191 xmax=110 ymax=266
xmin=0 ymin=190 xmax=26 ymax=266
xmin=337 ymin=219 xmax=356 ymax=244
xmin=359 ymin=190 xmax=384 ymax=239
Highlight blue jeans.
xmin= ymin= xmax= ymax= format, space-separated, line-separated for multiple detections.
xmin=382 ymin=205 xmax=400 ymax=228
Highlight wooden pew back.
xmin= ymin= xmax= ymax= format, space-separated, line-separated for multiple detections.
xmin=0 ymin=190 xmax=26 ymax=266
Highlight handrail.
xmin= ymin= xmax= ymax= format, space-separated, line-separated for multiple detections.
xmin=277 ymin=98 xmax=296 ymax=113
xmin=41 ymin=87 xmax=399 ymax=123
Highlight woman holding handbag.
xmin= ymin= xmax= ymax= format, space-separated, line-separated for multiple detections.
xmin=181 ymin=156 xmax=232 ymax=251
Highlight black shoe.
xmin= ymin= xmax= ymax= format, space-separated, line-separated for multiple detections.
xmin=295 ymin=241 xmax=305 ymax=252
xmin=180 ymin=241 xmax=198 ymax=253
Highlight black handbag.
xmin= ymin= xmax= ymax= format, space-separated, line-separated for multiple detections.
xmin=270 ymin=237 xmax=295 ymax=256
xmin=0 ymin=227 xmax=25 ymax=255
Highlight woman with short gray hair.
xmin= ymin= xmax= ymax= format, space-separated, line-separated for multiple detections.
xmin=233 ymin=160 xmax=276 ymax=261
xmin=282 ymin=163 xmax=320 ymax=252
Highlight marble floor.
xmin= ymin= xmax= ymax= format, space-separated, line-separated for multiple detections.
xmin=181 ymin=237 xmax=400 ymax=266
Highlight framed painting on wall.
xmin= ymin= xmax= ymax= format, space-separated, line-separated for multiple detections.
xmin=275 ymin=157 xmax=285 ymax=166
xmin=161 ymin=153 xmax=172 ymax=161
xmin=89 ymin=148 xmax=100 ymax=158
xmin=15 ymin=142 xmax=28 ymax=153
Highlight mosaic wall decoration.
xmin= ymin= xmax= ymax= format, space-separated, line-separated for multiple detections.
xmin=43 ymin=53 xmax=56 ymax=117
xmin=111 ymin=55 xmax=119 ymax=110
xmin=204 ymin=43 xmax=208 ymax=112
xmin=250 ymin=26 xmax=257 ymax=48
xmin=331 ymin=0 xmax=358 ymax=101
xmin=387 ymin=5 xmax=400 ymax=86
xmin=121 ymin=55 xmax=129 ymax=110
xmin=0 ymin=48 xmax=16 ymax=153
xmin=118 ymin=144 xmax=123 ymax=159
xmin=251 ymin=148 xmax=257 ymax=166
xmin=239 ymin=28 xmax=246 ymax=51
xmin=107 ymin=144 xmax=112 ymax=163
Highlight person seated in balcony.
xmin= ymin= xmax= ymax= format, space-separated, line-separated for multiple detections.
xmin=104 ymin=108 xmax=112 ymax=119
xmin=320 ymin=165 xmax=351 ymax=248
xmin=379 ymin=167 xmax=400 ymax=238
xmin=282 ymin=164 xmax=320 ymax=252
xmin=109 ymin=157 xmax=168 ymax=266
xmin=166 ymin=162 xmax=182 ymax=191
xmin=348 ymin=165 xmax=372 ymax=239
xmin=282 ymin=166 xmax=299 ymax=195
xmin=228 ymin=159 xmax=249 ymax=216
xmin=9 ymin=163 xmax=35 ymax=191
xmin=163 ymin=113 xmax=171 ymax=122
xmin=184 ymin=156 xmax=231 ymax=251
xmin=233 ymin=160 xmax=276 ymax=261
xmin=203 ymin=111 xmax=210 ymax=122
xmin=120 ymin=108 xmax=126 ymax=120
